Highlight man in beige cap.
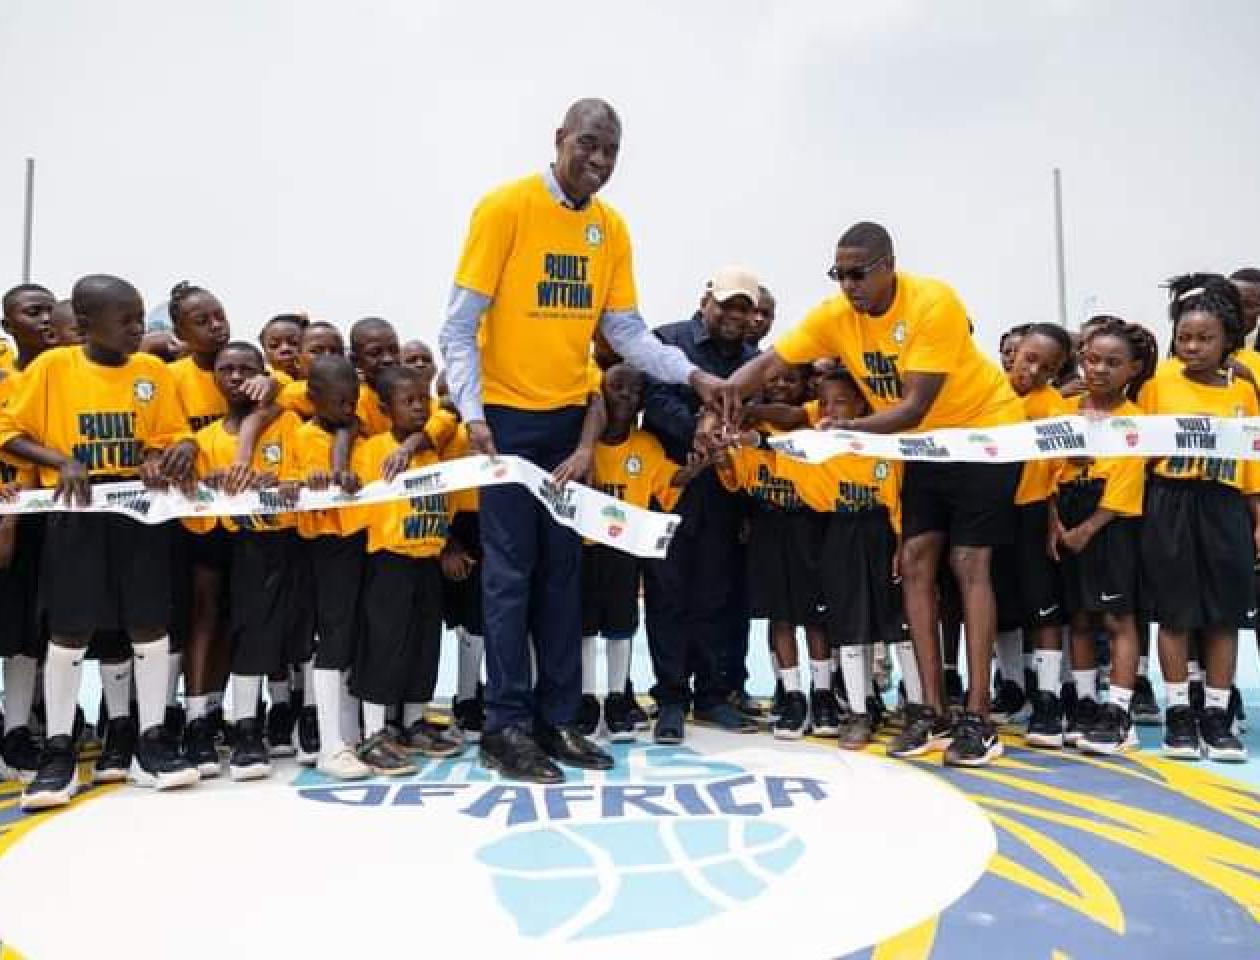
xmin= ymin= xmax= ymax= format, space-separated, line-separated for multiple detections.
xmin=642 ymin=266 xmax=762 ymax=744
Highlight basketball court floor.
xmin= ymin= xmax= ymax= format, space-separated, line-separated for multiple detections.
xmin=1 ymin=631 xmax=1258 ymax=960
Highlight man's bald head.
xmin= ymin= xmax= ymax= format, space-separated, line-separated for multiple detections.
xmin=560 ymin=98 xmax=621 ymax=134
xmin=553 ymin=98 xmax=622 ymax=206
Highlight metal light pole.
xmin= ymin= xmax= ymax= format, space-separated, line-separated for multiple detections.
xmin=21 ymin=158 xmax=35 ymax=283
xmin=1053 ymin=167 xmax=1067 ymax=327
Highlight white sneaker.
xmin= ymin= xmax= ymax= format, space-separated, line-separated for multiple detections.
xmin=317 ymin=747 xmax=372 ymax=781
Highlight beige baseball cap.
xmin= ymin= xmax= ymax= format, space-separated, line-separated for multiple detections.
xmin=708 ymin=265 xmax=761 ymax=304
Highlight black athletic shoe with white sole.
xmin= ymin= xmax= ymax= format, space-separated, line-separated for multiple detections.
xmin=20 ymin=735 xmax=78 ymax=811
xmin=1201 ymin=706 xmax=1247 ymax=762
xmin=1130 ymin=676 xmax=1161 ymax=726
xmin=1025 ymin=690 xmax=1065 ymax=748
xmin=809 ymin=688 xmax=841 ymax=737
xmin=295 ymin=705 xmax=319 ymax=765
xmin=944 ymin=713 xmax=1003 ymax=767
xmin=602 ymin=692 xmax=637 ymax=742
xmin=1228 ymin=686 xmax=1247 ymax=735
xmin=1065 ymin=697 xmax=1100 ymax=748
xmin=773 ymin=691 xmax=809 ymax=740
xmin=991 ymin=680 xmax=1029 ymax=724
xmin=2 ymin=726 xmax=40 ymax=785
xmin=887 ymin=705 xmax=952 ymax=758
xmin=184 ymin=716 xmax=222 ymax=778
xmin=93 ymin=716 xmax=138 ymax=783
xmin=624 ymin=680 xmax=650 ymax=731
xmin=452 ymin=696 xmax=484 ymax=743
xmin=228 ymin=718 xmax=272 ymax=781
xmin=1162 ymin=705 xmax=1201 ymax=760
xmin=266 ymin=702 xmax=297 ymax=758
xmin=1079 ymin=703 xmax=1138 ymax=756
xmin=131 ymin=725 xmax=200 ymax=790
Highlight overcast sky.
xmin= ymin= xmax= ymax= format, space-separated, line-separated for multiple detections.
xmin=2 ymin=0 xmax=1258 ymax=355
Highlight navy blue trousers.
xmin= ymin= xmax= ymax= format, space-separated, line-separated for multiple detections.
xmin=481 ymin=404 xmax=585 ymax=734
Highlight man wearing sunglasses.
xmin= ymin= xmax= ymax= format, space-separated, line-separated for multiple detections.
xmin=724 ymin=221 xmax=1023 ymax=767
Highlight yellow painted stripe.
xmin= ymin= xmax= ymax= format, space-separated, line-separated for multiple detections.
xmin=871 ymin=914 xmax=939 ymax=960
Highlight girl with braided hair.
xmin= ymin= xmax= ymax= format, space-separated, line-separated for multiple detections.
xmin=1138 ymin=274 xmax=1259 ymax=762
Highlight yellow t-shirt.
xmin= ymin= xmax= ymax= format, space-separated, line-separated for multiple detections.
xmin=775 ymin=273 xmax=1022 ymax=430
xmin=1014 ymin=384 xmax=1071 ymax=505
xmin=592 ymin=429 xmax=681 ymax=513
xmin=346 ymin=433 xmax=451 ymax=558
xmin=292 ymin=419 xmax=365 ymax=538
xmin=278 ymin=379 xmax=454 ymax=448
xmin=720 ymin=446 xmax=903 ymax=533
xmin=0 ymin=340 xmax=15 ymax=374
xmin=0 ymin=347 xmax=189 ymax=486
xmin=1159 ymin=350 xmax=1260 ymax=382
xmin=189 ymin=412 xmax=303 ymax=533
xmin=269 ymin=368 xmax=295 ymax=388
xmin=1053 ymin=397 xmax=1145 ymax=517
xmin=1138 ymin=369 xmax=1260 ymax=492
xmin=0 ymin=369 xmax=36 ymax=487
xmin=454 ymin=173 xmax=637 ymax=411
xmin=169 ymin=356 xmax=228 ymax=431
xmin=802 ymin=399 xmax=822 ymax=427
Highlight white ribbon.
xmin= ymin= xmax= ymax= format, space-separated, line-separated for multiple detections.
xmin=0 ymin=455 xmax=680 ymax=560
xmin=768 ymin=414 xmax=1260 ymax=464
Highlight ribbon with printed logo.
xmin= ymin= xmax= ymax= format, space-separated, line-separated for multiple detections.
xmin=0 ymin=454 xmax=680 ymax=559
xmin=767 ymin=414 xmax=1260 ymax=464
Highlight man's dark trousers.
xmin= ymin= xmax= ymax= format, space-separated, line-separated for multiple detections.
xmin=481 ymin=404 xmax=585 ymax=734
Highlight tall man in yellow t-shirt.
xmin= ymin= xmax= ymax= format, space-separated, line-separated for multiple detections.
xmin=440 ymin=99 xmax=726 ymax=784
xmin=726 ymin=222 xmax=1023 ymax=768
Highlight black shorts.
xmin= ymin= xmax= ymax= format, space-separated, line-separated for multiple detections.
xmin=1141 ymin=477 xmax=1255 ymax=632
xmin=442 ymin=512 xmax=483 ymax=634
xmin=993 ymin=501 xmax=1064 ymax=629
xmin=286 ymin=541 xmax=316 ymax=667
xmin=745 ymin=508 xmax=825 ymax=625
xmin=0 ymin=516 xmax=46 ymax=658
xmin=902 ymin=460 xmax=1020 ymax=547
xmin=1057 ymin=480 xmax=1140 ymax=617
xmin=40 ymin=513 xmax=173 ymax=635
xmin=581 ymin=542 xmax=640 ymax=638
xmin=308 ymin=533 xmax=365 ymax=672
xmin=169 ymin=525 xmax=233 ymax=655
xmin=354 ymin=551 xmax=443 ymax=706
xmin=820 ymin=509 xmax=903 ymax=646
xmin=229 ymin=531 xmax=297 ymax=675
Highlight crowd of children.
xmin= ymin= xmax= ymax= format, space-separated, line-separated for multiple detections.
xmin=0 ymin=264 xmax=1257 ymax=811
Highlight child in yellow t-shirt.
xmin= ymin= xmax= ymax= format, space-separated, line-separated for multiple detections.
xmin=0 ymin=274 xmax=199 ymax=810
xmin=259 ymin=313 xmax=306 ymax=386
xmin=343 ymin=365 xmax=466 ymax=775
xmin=191 ymin=342 xmax=304 ymax=782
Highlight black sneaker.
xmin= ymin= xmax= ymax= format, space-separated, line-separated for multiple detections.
xmin=865 ymin=694 xmax=886 ymax=734
xmin=1079 ymin=703 xmax=1137 ymax=756
xmin=452 ymin=696 xmax=485 ymax=743
xmin=266 ymin=701 xmax=297 ymax=758
xmin=163 ymin=704 xmax=186 ymax=744
xmin=295 ymin=705 xmax=319 ymax=766
xmin=130 ymin=725 xmax=200 ymax=790
xmin=2 ymin=726 xmax=40 ymax=784
xmin=773 ymin=691 xmax=809 ymax=740
xmin=184 ymin=716 xmax=222 ymax=779
xmin=838 ymin=712 xmax=874 ymax=750
xmin=1189 ymin=680 xmax=1205 ymax=717
xmin=1065 ymin=697 xmax=1100 ymax=748
xmin=887 ymin=705 xmax=952 ymax=758
xmin=653 ymin=703 xmax=685 ymax=745
xmin=624 ymin=680 xmax=650 ymax=731
xmin=1024 ymin=666 xmax=1037 ymax=696
xmin=770 ymin=678 xmax=786 ymax=722
xmin=1024 ymin=691 xmax=1064 ymax=748
xmin=944 ymin=713 xmax=1003 ymax=767
xmin=809 ymin=688 xmax=841 ymax=737
xmin=208 ymin=705 xmax=228 ymax=746
xmin=1228 ymin=686 xmax=1247 ymax=735
xmin=400 ymin=718 xmax=464 ymax=758
xmin=93 ymin=716 xmax=138 ymax=783
xmin=20 ymin=735 xmax=78 ymax=811
xmin=944 ymin=668 xmax=965 ymax=708
xmin=991 ymin=680 xmax=1029 ymax=724
xmin=1131 ymin=676 xmax=1161 ymax=726
xmin=228 ymin=718 xmax=272 ymax=781
xmin=1201 ymin=706 xmax=1247 ymax=762
xmin=576 ymin=694 xmax=601 ymax=738
xmin=1162 ymin=705 xmax=1201 ymax=760
xmin=602 ymin=692 xmax=637 ymax=742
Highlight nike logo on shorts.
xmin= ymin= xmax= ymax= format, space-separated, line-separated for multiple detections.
xmin=1038 ymin=605 xmax=1059 ymax=617
xmin=1101 ymin=592 xmax=1123 ymax=602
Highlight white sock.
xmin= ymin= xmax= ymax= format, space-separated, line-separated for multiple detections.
xmin=186 ymin=694 xmax=211 ymax=722
xmin=778 ymin=666 xmax=801 ymax=692
xmin=132 ymin=637 xmax=170 ymax=732
xmin=166 ymin=650 xmax=182 ymax=707
xmin=340 ymin=671 xmax=361 ymax=743
xmin=363 ymin=702 xmax=387 ymax=738
xmin=997 ymin=631 xmax=1024 ymax=690
xmin=1033 ymin=649 xmax=1062 ymax=695
xmin=402 ymin=703 xmax=426 ymax=727
xmin=3 ymin=654 xmax=38 ymax=729
xmin=1072 ymin=669 xmax=1098 ymax=702
xmin=268 ymin=679 xmax=291 ymax=706
xmin=1166 ymin=681 xmax=1189 ymax=708
xmin=1110 ymin=686 xmax=1133 ymax=713
xmin=299 ymin=658 xmax=315 ymax=696
xmin=581 ymin=635 xmax=598 ymax=694
xmin=1205 ymin=686 xmax=1230 ymax=711
xmin=101 ymin=660 xmax=133 ymax=720
xmin=1188 ymin=660 xmax=1203 ymax=684
xmin=809 ymin=658 xmax=832 ymax=692
xmin=43 ymin=643 xmax=85 ymax=738
xmin=841 ymin=647 xmax=871 ymax=715
xmin=456 ymin=629 xmax=484 ymax=702
xmin=1138 ymin=655 xmax=1149 ymax=677
xmin=312 ymin=668 xmax=345 ymax=755
xmin=230 ymin=674 xmax=263 ymax=725
xmin=607 ymin=636 xmax=632 ymax=694
xmin=894 ymin=640 xmax=923 ymax=704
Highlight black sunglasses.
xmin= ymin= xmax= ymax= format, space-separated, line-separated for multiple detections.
xmin=827 ymin=256 xmax=887 ymax=284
